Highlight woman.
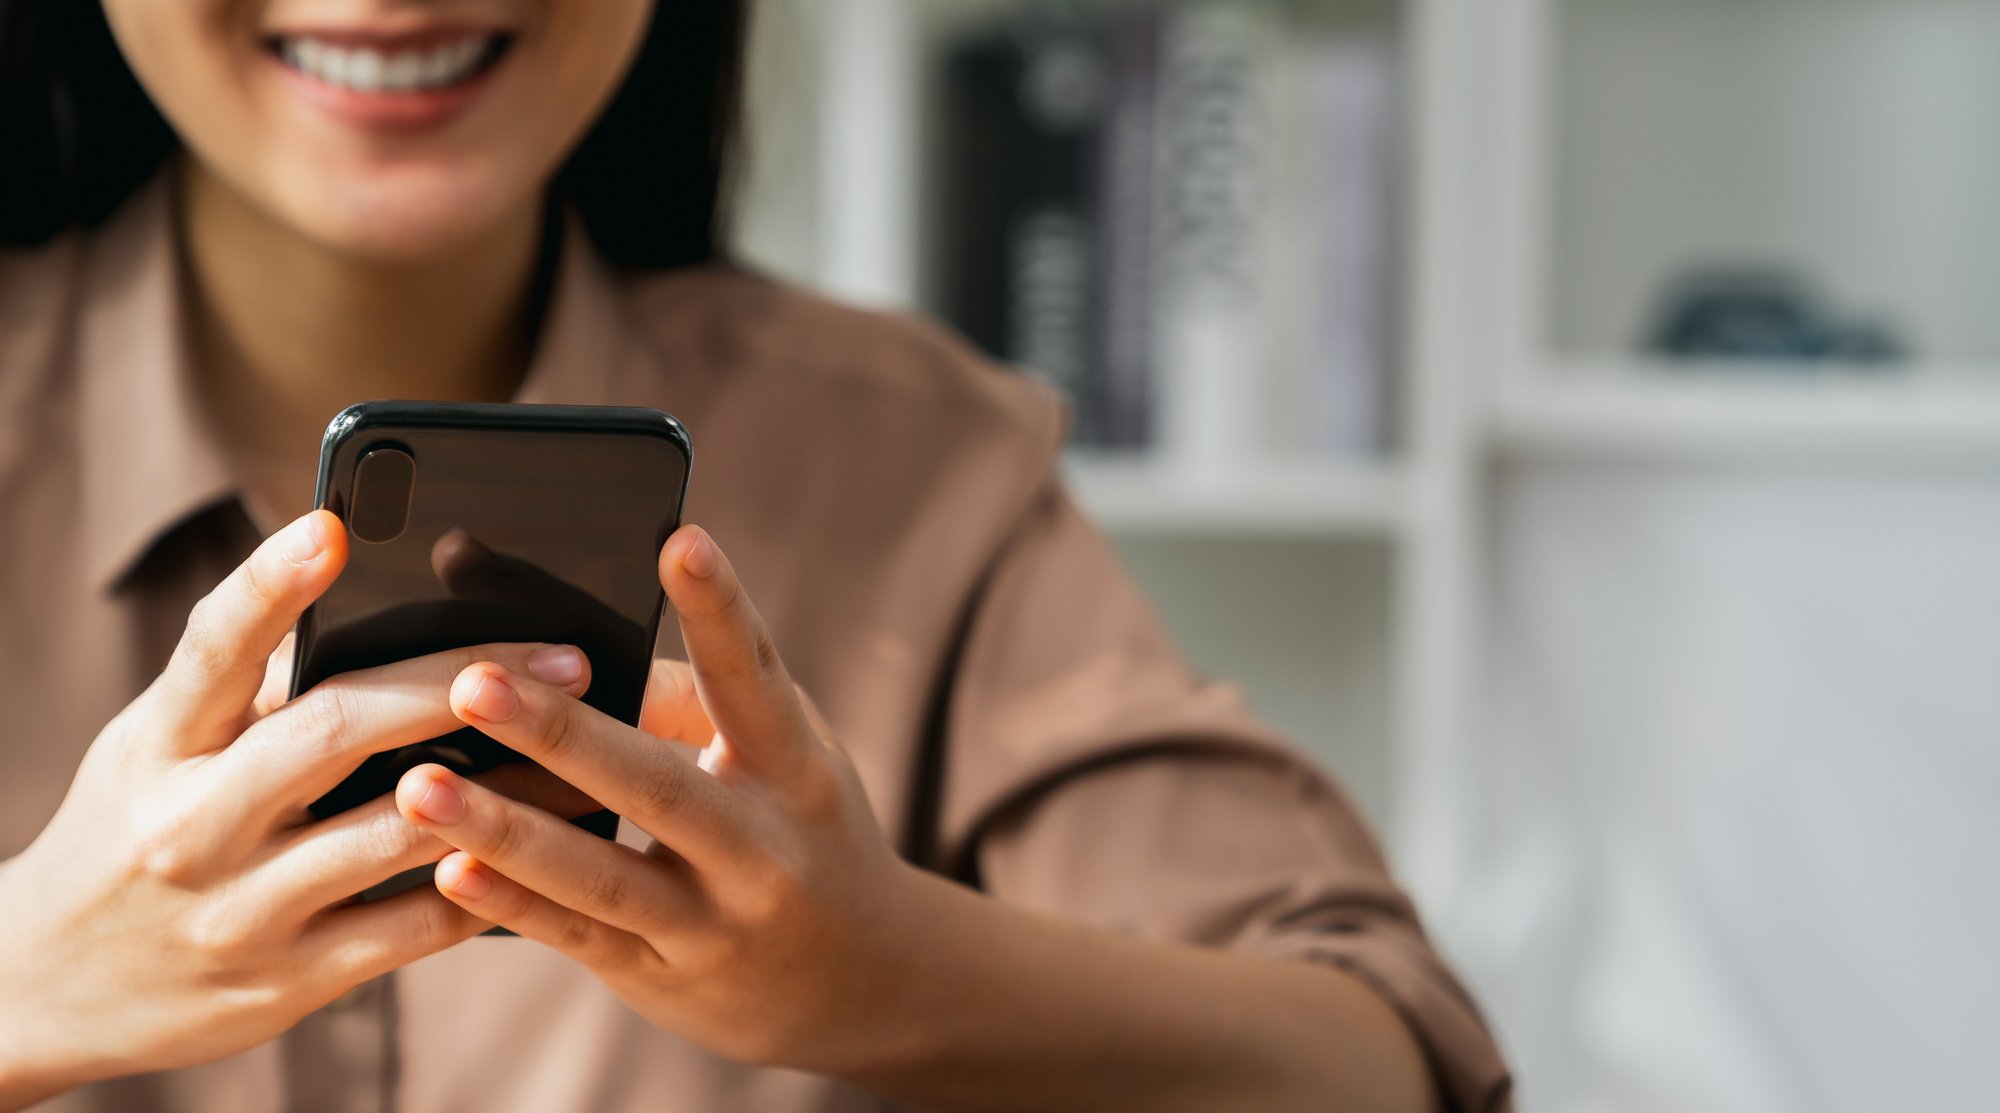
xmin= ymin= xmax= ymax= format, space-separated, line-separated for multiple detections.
xmin=0 ymin=2 xmax=1508 ymax=1110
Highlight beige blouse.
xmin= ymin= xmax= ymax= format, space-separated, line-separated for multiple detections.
xmin=0 ymin=177 xmax=1510 ymax=1112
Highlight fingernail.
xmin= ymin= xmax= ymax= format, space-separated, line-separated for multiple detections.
xmin=414 ymin=778 xmax=466 ymax=825
xmin=465 ymin=672 xmax=519 ymax=722
xmin=681 ymin=531 xmax=718 ymax=579
xmin=283 ymin=515 xmax=326 ymax=564
xmin=527 ymin=646 xmax=585 ymax=687
xmin=445 ymin=861 xmax=490 ymax=899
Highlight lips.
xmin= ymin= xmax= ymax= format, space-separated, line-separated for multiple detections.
xmin=272 ymin=32 xmax=509 ymax=94
xmin=265 ymin=28 xmax=515 ymax=132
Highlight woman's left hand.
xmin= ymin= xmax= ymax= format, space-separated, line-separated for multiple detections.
xmin=395 ymin=525 xmax=937 ymax=1076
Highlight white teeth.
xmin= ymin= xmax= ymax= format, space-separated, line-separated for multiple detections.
xmin=346 ymin=48 xmax=384 ymax=92
xmin=278 ymin=33 xmax=497 ymax=93
xmin=321 ymin=46 xmax=349 ymax=86
xmin=383 ymin=50 xmax=421 ymax=92
xmin=418 ymin=47 xmax=456 ymax=87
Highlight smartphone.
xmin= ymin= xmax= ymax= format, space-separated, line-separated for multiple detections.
xmin=290 ymin=401 xmax=692 ymax=902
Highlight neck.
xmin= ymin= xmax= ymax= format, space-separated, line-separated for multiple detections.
xmin=180 ymin=157 xmax=546 ymax=521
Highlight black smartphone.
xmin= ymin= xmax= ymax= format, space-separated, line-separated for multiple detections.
xmin=290 ymin=401 xmax=692 ymax=902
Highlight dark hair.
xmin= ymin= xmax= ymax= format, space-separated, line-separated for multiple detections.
xmin=0 ymin=1 xmax=749 ymax=268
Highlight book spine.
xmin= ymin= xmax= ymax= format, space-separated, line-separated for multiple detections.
xmin=1151 ymin=3 xmax=1287 ymax=474
xmin=1303 ymin=34 xmax=1398 ymax=458
xmin=1267 ymin=30 xmax=1319 ymax=460
xmin=1093 ymin=7 xmax=1161 ymax=451
xmin=938 ymin=18 xmax=1114 ymax=446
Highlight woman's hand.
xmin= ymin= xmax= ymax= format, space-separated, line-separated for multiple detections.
xmin=394 ymin=525 xmax=939 ymax=1076
xmin=0 ymin=512 xmax=601 ymax=1107
xmin=395 ymin=525 xmax=1448 ymax=1113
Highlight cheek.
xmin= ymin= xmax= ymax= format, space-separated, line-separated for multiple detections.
xmin=102 ymin=1 xmax=260 ymax=156
xmin=533 ymin=1 xmax=656 ymax=159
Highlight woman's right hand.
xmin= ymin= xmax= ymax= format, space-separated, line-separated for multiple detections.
xmin=0 ymin=511 xmax=600 ymax=1108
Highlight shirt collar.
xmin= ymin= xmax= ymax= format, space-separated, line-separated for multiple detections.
xmin=75 ymin=174 xmax=237 ymax=592
xmin=76 ymin=172 xmax=646 ymax=593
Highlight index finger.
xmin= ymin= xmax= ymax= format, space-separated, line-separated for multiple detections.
xmin=658 ymin=527 xmax=813 ymax=771
xmin=448 ymin=662 xmax=748 ymax=869
xmin=213 ymin=640 xmax=593 ymax=830
xmin=152 ymin=511 xmax=347 ymax=750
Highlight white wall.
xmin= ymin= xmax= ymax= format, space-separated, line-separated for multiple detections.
xmin=1551 ymin=0 xmax=2000 ymax=365
xmin=1457 ymin=459 xmax=2000 ymax=1113
xmin=1121 ymin=537 xmax=1395 ymax=822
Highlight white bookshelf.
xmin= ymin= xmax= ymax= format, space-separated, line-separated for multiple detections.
xmin=1065 ymin=456 xmax=1406 ymax=537
xmin=736 ymin=0 xmax=1435 ymax=844
xmin=1479 ymin=0 xmax=2000 ymax=452
xmin=740 ymin=0 xmax=2000 ymax=902
xmin=739 ymin=5 xmax=2000 ymax=1106
xmin=1494 ymin=369 xmax=2000 ymax=461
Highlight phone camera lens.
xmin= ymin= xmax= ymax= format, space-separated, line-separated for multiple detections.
xmin=351 ymin=446 xmax=415 ymax=544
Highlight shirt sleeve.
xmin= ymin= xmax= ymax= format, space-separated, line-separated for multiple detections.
xmin=932 ymin=482 xmax=1513 ymax=1113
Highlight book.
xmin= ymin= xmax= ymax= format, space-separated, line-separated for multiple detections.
xmin=1093 ymin=6 xmax=1163 ymax=450
xmin=932 ymin=3 xmax=1401 ymax=464
xmin=1297 ymin=32 xmax=1399 ymax=458
xmin=938 ymin=13 xmax=1117 ymax=446
xmin=1149 ymin=1 xmax=1289 ymax=474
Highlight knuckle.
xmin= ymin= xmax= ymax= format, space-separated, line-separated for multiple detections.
xmin=738 ymin=858 xmax=805 ymax=927
xmin=99 ymin=701 xmax=150 ymax=753
xmin=238 ymin=550 xmax=288 ymax=608
xmin=534 ymin=701 xmax=581 ymax=761
xmin=488 ymin=878 xmax=539 ymax=924
xmin=678 ymin=923 xmax=748 ymax=977
xmin=578 ymin=864 xmax=631 ymax=920
xmin=134 ymin=813 xmax=206 ymax=887
xmin=710 ymin=590 xmax=764 ymax=666
xmin=173 ymin=600 xmax=238 ymax=686
xmin=789 ymin=760 xmax=846 ymax=827
xmin=295 ymin=684 xmax=358 ymax=757
xmin=750 ymin=629 xmax=785 ymax=680
xmin=485 ymin=806 xmax=532 ymax=864
xmin=403 ymin=894 xmax=467 ymax=951
xmin=707 ymin=577 xmax=748 ymax=624
xmin=631 ymin=763 xmax=690 ymax=821
xmin=182 ymin=903 xmax=258 ymax=959
xmin=365 ymin=809 xmax=428 ymax=864
xmin=217 ymin=979 xmax=288 ymax=1015
xmin=551 ymin=912 xmax=599 ymax=956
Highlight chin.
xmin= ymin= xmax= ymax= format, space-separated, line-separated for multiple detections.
xmin=276 ymin=161 xmax=540 ymax=264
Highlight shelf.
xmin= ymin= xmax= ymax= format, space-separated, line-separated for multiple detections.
xmin=1492 ymin=365 xmax=2000 ymax=463
xmin=1063 ymin=454 xmax=1405 ymax=537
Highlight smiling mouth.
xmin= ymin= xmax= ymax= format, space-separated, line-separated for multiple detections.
xmin=268 ymin=32 xmax=512 ymax=94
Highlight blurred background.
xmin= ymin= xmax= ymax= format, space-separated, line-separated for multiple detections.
xmin=730 ymin=1 xmax=2000 ymax=1109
